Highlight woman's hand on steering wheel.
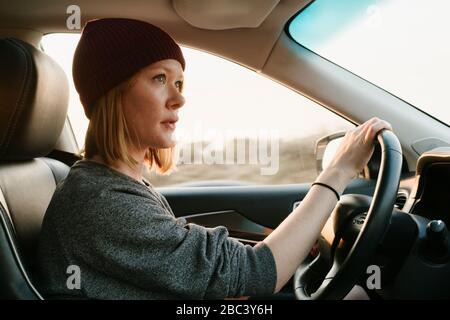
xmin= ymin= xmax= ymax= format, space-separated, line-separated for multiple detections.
xmin=329 ymin=117 xmax=392 ymax=179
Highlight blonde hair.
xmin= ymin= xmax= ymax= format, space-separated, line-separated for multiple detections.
xmin=79 ymin=77 xmax=176 ymax=175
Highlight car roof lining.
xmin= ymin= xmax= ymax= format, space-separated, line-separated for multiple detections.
xmin=0 ymin=0 xmax=311 ymax=72
xmin=172 ymin=0 xmax=280 ymax=30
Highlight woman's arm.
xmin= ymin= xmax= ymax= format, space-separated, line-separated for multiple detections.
xmin=263 ymin=166 xmax=350 ymax=293
xmin=263 ymin=117 xmax=392 ymax=293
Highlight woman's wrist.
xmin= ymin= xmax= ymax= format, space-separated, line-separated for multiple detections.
xmin=315 ymin=166 xmax=354 ymax=195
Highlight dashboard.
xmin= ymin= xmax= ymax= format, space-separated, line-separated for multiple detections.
xmin=405 ymin=147 xmax=450 ymax=226
xmin=374 ymin=147 xmax=450 ymax=299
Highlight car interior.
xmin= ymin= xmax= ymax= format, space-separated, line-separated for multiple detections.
xmin=1 ymin=0 xmax=450 ymax=300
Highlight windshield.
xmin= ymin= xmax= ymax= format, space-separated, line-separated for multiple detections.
xmin=288 ymin=0 xmax=450 ymax=126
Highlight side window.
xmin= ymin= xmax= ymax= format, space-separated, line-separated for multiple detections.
xmin=42 ymin=33 xmax=354 ymax=186
xmin=41 ymin=34 xmax=87 ymax=147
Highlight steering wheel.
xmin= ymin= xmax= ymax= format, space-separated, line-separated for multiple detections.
xmin=294 ymin=129 xmax=403 ymax=300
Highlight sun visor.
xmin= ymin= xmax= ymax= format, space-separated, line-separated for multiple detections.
xmin=172 ymin=0 xmax=280 ymax=30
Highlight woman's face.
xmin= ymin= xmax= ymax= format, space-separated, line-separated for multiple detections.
xmin=122 ymin=59 xmax=185 ymax=149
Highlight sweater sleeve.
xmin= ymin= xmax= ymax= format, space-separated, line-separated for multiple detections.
xmin=76 ymin=188 xmax=277 ymax=299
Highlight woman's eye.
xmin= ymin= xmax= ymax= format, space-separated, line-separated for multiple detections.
xmin=154 ymin=74 xmax=183 ymax=91
xmin=154 ymin=74 xmax=166 ymax=84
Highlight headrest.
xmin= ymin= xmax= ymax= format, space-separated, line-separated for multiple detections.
xmin=0 ymin=38 xmax=69 ymax=160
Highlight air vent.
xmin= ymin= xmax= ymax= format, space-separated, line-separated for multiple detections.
xmin=395 ymin=191 xmax=408 ymax=210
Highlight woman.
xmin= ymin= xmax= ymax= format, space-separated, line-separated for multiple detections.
xmin=37 ymin=18 xmax=392 ymax=299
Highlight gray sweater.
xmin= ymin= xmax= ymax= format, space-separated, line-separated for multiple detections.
xmin=37 ymin=159 xmax=277 ymax=299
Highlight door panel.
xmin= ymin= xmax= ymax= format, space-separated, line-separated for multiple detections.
xmin=159 ymin=178 xmax=377 ymax=232
xmin=184 ymin=210 xmax=269 ymax=245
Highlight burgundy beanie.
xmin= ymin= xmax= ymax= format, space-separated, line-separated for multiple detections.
xmin=72 ymin=18 xmax=186 ymax=119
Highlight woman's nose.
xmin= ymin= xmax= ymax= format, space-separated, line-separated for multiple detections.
xmin=168 ymin=87 xmax=185 ymax=110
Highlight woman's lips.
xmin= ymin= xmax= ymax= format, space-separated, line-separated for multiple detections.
xmin=161 ymin=121 xmax=176 ymax=130
xmin=161 ymin=116 xmax=178 ymax=130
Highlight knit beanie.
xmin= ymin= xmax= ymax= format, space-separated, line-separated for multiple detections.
xmin=72 ymin=18 xmax=186 ymax=119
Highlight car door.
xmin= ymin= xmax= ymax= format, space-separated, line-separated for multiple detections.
xmin=160 ymin=178 xmax=378 ymax=246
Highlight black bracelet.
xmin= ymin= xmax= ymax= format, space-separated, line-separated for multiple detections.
xmin=311 ymin=182 xmax=340 ymax=201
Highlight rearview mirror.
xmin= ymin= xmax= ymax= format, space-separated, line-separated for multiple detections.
xmin=314 ymin=132 xmax=346 ymax=174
